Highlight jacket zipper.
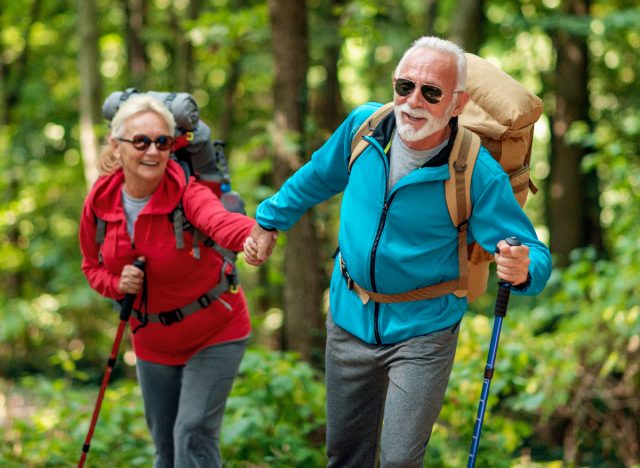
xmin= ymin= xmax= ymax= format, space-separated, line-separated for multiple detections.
xmin=365 ymin=134 xmax=393 ymax=345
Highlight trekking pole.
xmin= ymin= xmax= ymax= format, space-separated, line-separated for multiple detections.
xmin=78 ymin=259 xmax=145 ymax=468
xmin=467 ymin=237 xmax=521 ymax=468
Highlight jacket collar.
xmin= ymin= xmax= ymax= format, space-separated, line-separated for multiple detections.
xmin=88 ymin=159 xmax=187 ymax=221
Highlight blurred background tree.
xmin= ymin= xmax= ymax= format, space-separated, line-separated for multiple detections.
xmin=1 ymin=0 xmax=639 ymax=465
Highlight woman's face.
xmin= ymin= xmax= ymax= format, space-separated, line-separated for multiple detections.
xmin=111 ymin=111 xmax=173 ymax=197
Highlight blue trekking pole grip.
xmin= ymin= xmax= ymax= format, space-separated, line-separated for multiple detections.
xmin=467 ymin=237 xmax=521 ymax=468
xmin=79 ymin=259 xmax=145 ymax=468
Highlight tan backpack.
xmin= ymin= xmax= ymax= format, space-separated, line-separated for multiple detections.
xmin=347 ymin=53 xmax=543 ymax=304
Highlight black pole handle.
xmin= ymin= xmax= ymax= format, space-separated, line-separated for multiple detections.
xmin=119 ymin=259 xmax=145 ymax=321
xmin=493 ymin=237 xmax=521 ymax=318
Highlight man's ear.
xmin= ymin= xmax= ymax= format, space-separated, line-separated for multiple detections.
xmin=452 ymin=91 xmax=470 ymax=117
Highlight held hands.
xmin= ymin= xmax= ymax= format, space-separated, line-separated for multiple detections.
xmin=118 ymin=256 xmax=145 ymax=294
xmin=243 ymin=224 xmax=279 ymax=266
xmin=495 ymin=240 xmax=530 ymax=286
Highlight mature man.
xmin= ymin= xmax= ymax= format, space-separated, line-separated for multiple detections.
xmin=246 ymin=36 xmax=551 ymax=467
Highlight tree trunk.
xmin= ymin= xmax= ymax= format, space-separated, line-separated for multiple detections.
xmin=170 ymin=0 xmax=199 ymax=91
xmin=448 ymin=0 xmax=485 ymax=53
xmin=0 ymin=0 xmax=41 ymax=298
xmin=124 ymin=0 xmax=148 ymax=88
xmin=424 ymin=0 xmax=439 ymax=36
xmin=77 ymin=0 xmax=102 ymax=190
xmin=268 ymin=0 xmax=324 ymax=363
xmin=548 ymin=0 xmax=602 ymax=266
xmin=310 ymin=0 xmax=344 ymax=135
xmin=219 ymin=57 xmax=242 ymax=144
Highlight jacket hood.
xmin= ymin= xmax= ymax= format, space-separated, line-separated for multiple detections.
xmin=88 ymin=159 xmax=187 ymax=221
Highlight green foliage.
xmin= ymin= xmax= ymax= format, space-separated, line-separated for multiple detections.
xmin=1 ymin=0 xmax=639 ymax=465
xmin=0 ymin=347 xmax=326 ymax=467
xmin=0 ymin=377 xmax=153 ymax=468
xmin=222 ymin=347 xmax=327 ymax=466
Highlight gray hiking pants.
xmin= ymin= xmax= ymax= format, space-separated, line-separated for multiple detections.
xmin=136 ymin=339 xmax=247 ymax=468
xmin=325 ymin=314 xmax=459 ymax=468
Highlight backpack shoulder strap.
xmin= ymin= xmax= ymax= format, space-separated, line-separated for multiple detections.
xmin=94 ymin=213 xmax=107 ymax=264
xmin=445 ymin=126 xmax=481 ymax=297
xmin=445 ymin=127 xmax=481 ymax=229
xmin=170 ymin=160 xmax=191 ymax=251
xmin=95 ymin=216 xmax=106 ymax=245
xmin=337 ymin=125 xmax=483 ymax=305
xmin=348 ymin=102 xmax=395 ymax=173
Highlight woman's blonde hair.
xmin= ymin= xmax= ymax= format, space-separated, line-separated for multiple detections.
xmin=97 ymin=94 xmax=176 ymax=175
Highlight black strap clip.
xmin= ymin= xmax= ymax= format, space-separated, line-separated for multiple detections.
xmin=158 ymin=309 xmax=184 ymax=326
xmin=339 ymin=257 xmax=354 ymax=290
xmin=198 ymin=294 xmax=212 ymax=308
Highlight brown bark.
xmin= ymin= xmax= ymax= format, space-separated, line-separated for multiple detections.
xmin=548 ymin=0 xmax=602 ymax=266
xmin=310 ymin=0 xmax=344 ymax=135
xmin=268 ymin=0 xmax=324 ymax=362
xmin=77 ymin=0 xmax=102 ymax=190
xmin=0 ymin=0 xmax=42 ymax=298
xmin=170 ymin=0 xmax=200 ymax=91
xmin=124 ymin=0 xmax=148 ymax=88
xmin=448 ymin=0 xmax=485 ymax=53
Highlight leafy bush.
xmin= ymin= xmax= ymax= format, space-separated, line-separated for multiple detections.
xmin=0 ymin=347 xmax=326 ymax=467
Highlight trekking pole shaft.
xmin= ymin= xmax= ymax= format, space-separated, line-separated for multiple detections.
xmin=467 ymin=295 xmax=508 ymax=468
xmin=78 ymin=319 xmax=128 ymax=467
xmin=468 ymin=237 xmax=520 ymax=468
xmin=78 ymin=259 xmax=145 ymax=467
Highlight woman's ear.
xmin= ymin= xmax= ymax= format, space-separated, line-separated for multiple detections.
xmin=109 ymin=135 xmax=120 ymax=158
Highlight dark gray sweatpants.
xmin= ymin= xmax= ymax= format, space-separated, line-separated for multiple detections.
xmin=136 ymin=339 xmax=247 ymax=468
xmin=325 ymin=314 xmax=459 ymax=468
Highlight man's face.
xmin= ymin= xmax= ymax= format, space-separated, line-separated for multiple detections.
xmin=393 ymin=48 xmax=467 ymax=149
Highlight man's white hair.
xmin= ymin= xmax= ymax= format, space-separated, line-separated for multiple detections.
xmin=394 ymin=36 xmax=467 ymax=91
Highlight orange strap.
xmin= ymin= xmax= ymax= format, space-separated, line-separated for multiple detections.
xmin=339 ymin=255 xmax=459 ymax=305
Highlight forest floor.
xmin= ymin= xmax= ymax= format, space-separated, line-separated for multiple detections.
xmin=0 ymin=379 xmax=37 ymax=429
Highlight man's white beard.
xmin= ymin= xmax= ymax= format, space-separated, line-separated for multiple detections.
xmin=394 ymin=102 xmax=453 ymax=142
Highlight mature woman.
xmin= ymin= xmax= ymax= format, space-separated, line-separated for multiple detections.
xmin=79 ymin=94 xmax=256 ymax=467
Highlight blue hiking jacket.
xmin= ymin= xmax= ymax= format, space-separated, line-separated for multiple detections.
xmin=257 ymin=102 xmax=552 ymax=345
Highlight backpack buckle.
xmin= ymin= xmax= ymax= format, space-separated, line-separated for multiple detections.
xmin=197 ymin=294 xmax=212 ymax=308
xmin=454 ymin=160 xmax=467 ymax=172
xmin=339 ymin=256 xmax=354 ymax=290
xmin=158 ymin=309 xmax=184 ymax=326
xmin=223 ymin=258 xmax=240 ymax=293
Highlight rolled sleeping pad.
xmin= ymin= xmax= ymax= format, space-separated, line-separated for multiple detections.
xmin=102 ymin=89 xmax=200 ymax=131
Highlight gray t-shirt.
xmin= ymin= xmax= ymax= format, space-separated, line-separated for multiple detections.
xmin=121 ymin=188 xmax=151 ymax=239
xmin=388 ymin=131 xmax=448 ymax=191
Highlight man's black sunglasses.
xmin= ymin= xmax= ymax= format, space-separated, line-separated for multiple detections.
xmin=394 ymin=78 xmax=445 ymax=104
xmin=116 ymin=134 xmax=174 ymax=151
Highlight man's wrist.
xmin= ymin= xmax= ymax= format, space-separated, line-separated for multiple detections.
xmin=512 ymin=272 xmax=531 ymax=290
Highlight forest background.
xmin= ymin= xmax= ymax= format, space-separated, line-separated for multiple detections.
xmin=1 ymin=0 xmax=639 ymax=466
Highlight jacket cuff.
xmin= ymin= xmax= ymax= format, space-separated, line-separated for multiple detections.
xmin=258 ymin=222 xmax=278 ymax=232
xmin=512 ymin=272 xmax=532 ymax=291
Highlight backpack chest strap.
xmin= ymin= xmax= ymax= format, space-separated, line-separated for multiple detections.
xmin=134 ymin=275 xmax=233 ymax=326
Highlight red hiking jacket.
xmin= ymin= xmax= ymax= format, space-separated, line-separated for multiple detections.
xmin=79 ymin=159 xmax=255 ymax=365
